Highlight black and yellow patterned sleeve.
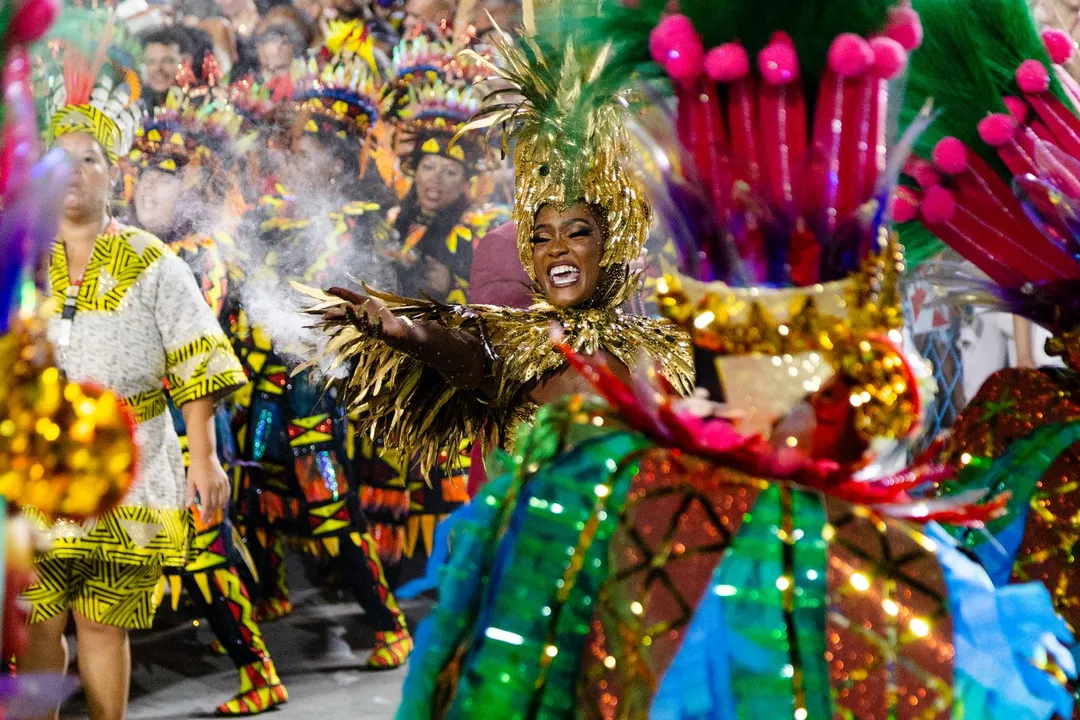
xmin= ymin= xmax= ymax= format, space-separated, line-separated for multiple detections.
xmin=155 ymin=253 xmax=248 ymax=406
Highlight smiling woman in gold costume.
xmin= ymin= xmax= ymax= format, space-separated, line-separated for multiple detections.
xmin=296 ymin=23 xmax=694 ymax=477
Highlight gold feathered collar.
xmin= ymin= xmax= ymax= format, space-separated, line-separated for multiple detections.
xmin=294 ymin=282 xmax=694 ymax=475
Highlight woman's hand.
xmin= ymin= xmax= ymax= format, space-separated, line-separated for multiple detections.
xmin=327 ymin=286 xmax=409 ymax=342
xmin=180 ymin=398 xmax=229 ymax=522
xmin=187 ymin=453 xmax=230 ymax=522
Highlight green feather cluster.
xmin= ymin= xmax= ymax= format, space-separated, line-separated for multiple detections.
xmin=29 ymin=3 xmax=143 ymax=131
xmin=903 ymin=0 xmax=1065 ymax=172
xmin=583 ymin=0 xmax=895 ymax=100
xmin=899 ymin=0 xmax=1068 ymax=266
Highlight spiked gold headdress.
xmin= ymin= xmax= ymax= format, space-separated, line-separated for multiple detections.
xmin=460 ymin=31 xmax=651 ymax=282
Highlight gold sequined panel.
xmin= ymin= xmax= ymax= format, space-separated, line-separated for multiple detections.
xmin=824 ymin=502 xmax=953 ymax=720
xmin=657 ymin=232 xmax=917 ymax=442
xmin=579 ymin=449 xmax=763 ymax=719
xmin=49 ymin=228 xmax=165 ymax=312
xmin=657 ymin=231 xmax=905 ymax=357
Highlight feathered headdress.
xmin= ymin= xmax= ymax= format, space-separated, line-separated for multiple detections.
xmin=588 ymin=0 xmax=931 ymax=449
xmin=388 ymin=30 xmax=488 ymax=87
xmin=896 ymin=0 xmax=1080 ymax=361
xmin=382 ymin=28 xmax=493 ymax=177
xmin=291 ymin=20 xmax=392 ymax=142
xmin=44 ymin=13 xmax=143 ymax=163
xmin=128 ymin=87 xmax=250 ymax=201
xmin=397 ymin=79 xmax=485 ymax=174
xmin=458 ymin=17 xmax=652 ymax=283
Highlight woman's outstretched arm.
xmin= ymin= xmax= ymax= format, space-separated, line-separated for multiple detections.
xmin=326 ymin=286 xmax=488 ymax=390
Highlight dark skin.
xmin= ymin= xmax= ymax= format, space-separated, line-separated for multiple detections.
xmin=326 ymin=201 xmax=631 ymax=405
xmin=530 ymin=204 xmax=604 ymax=309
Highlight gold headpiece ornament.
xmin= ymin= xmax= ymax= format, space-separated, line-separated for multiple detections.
xmin=458 ymin=28 xmax=651 ymax=282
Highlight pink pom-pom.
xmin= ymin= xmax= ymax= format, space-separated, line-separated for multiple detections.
xmin=920 ymin=185 xmax=956 ymax=224
xmin=978 ymin=113 xmax=1017 ymax=146
xmin=705 ymin=43 xmax=750 ymax=82
xmin=885 ymin=6 xmax=923 ymax=51
xmin=907 ymin=158 xmax=940 ymax=189
xmin=9 ymin=0 xmax=59 ymax=44
xmin=869 ymin=36 xmax=907 ymax=79
xmin=932 ymin=137 xmax=968 ymax=174
xmin=650 ymin=14 xmax=703 ymax=83
xmin=1001 ymin=96 xmax=1029 ymax=123
xmin=893 ymin=188 xmax=918 ymax=223
xmin=758 ymin=31 xmax=799 ymax=85
xmin=828 ymin=33 xmax=874 ymax=77
xmin=1043 ymin=28 xmax=1074 ymax=65
xmin=1016 ymin=59 xmax=1050 ymax=93
xmin=649 ymin=14 xmax=695 ymax=63
xmin=664 ymin=41 xmax=704 ymax=83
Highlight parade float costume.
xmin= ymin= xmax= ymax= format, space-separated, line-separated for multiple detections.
xmin=390 ymin=2 xmax=1080 ymax=719
xmin=883 ymin=0 xmax=1080 ymax=652
xmin=232 ymin=24 xmax=412 ymax=669
xmin=127 ymin=89 xmax=288 ymax=716
xmin=18 ymin=33 xmax=247 ymax=632
xmin=354 ymin=31 xmax=510 ymax=569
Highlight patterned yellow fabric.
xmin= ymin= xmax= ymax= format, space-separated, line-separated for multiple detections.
xmin=41 ymin=223 xmax=245 ymax=574
xmin=26 ymin=556 xmax=164 ymax=629
xmin=165 ymin=333 xmax=247 ymax=406
xmin=25 ymin=505 xmax=194 ymax=567
xmin=48 ymin=227 xmax=165 ymax=312
xmin=49 ymin=105 xmax=123 ymax=163
xmin=123 ymin=388 xmax=167 ymax=423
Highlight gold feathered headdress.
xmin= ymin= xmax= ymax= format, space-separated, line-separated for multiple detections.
xmin=459 ymin=29 xmax=651 ymax=282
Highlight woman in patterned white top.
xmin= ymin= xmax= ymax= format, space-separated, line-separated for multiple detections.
xmin=19 ymin=53 xmax=246 ymax=720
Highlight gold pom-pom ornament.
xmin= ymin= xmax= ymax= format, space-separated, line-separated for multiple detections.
xmin=0 ymin=320 xmax=137 ymax=520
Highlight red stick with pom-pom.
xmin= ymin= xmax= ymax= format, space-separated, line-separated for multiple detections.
xmin=756 ymin=32 xmax=805 ymax=214
xmin=806 ymin=63 xmax=845 ymax=237
xmin=831 ymin=34 xmax=875 ymax=223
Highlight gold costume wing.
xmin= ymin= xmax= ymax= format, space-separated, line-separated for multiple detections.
xmin=293 ymin=284 xmax=491 ymax=476
xmin=294 ymin=283 xmax=694 ymax=476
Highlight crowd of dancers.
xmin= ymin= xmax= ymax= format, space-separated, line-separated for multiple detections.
xmin=15 ymin=3 xmax=528 ymax=716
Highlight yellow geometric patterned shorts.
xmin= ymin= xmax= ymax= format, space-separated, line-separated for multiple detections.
xmin=24 ymin=557 xmax=164 ymax=630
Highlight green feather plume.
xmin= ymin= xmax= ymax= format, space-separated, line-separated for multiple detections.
xmin=585 ymin=0 xmax=896 ymax=111
xmin=899 ymin=0 xmax=1070 ymax=268
xmin=29 ymin=3 xmax=143 ymax=132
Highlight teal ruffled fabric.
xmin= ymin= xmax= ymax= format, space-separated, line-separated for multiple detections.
xmin=925 ymin=523 xmax=1075 ymax=720
xmin=945 ymin=422 xmax=1080 ymax=586
xmin=652 ymin=520 xmax=1076 ymax=720
xmin=652 ymin=484 xmax=830 ymax=719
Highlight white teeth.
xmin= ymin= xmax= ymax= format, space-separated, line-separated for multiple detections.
xmin=548 ymin=264 xmax=580 ymax=288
